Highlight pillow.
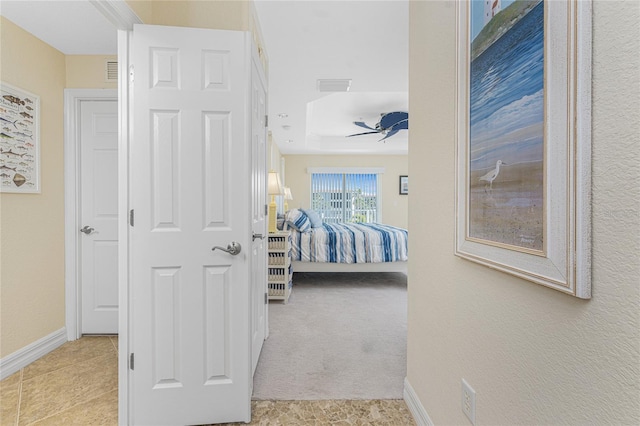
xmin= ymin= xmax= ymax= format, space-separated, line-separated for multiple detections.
xmin=286 ymin=209 xmax=311 ymax=232
xmin=302 ymin=209 xmax=323 ymax=228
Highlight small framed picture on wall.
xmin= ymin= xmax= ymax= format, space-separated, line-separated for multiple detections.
xmin=399 ymin=175 xmax=408 ymax=195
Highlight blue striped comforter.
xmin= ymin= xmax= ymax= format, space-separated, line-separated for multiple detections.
xmin=290 ymin=223 xmax=408 ymax=264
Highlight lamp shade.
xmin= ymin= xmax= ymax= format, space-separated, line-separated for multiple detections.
xmin=267 ymin=170 xmax=283 ymax=195
xmin=284 ymin=187 xmax=293 ymax=200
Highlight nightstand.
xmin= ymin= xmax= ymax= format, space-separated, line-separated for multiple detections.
xmin=267 ymin=231 xmax=293 ymax=303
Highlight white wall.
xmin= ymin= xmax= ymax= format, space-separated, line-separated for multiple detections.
xmin=406 ymin=1 xmax=639 ymax=424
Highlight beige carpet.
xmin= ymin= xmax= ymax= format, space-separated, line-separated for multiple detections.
xmin=252 ymin=272 xmax=407 ymax=400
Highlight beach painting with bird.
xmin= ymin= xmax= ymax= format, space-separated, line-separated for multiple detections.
xmin=467 ymin=0 xmax=544 ymax=252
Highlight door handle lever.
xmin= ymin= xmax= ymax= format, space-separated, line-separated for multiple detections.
xmin=212 ymin=242 xmax=242 ymax=255
xmin=80 ymin=226 xmax=95 ymax=235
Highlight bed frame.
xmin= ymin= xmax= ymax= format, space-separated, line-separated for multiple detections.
xmin=292 ymin=260 xmax=407 ymax=274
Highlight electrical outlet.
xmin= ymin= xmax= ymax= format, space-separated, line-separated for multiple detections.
xmin=461 ymin=379 xmax=476 ymax=425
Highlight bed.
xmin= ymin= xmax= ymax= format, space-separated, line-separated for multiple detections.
xmin=284 ymin=213 xmax=408 ymax=273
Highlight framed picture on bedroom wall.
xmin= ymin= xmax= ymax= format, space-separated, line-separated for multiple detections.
xmin=399 ymin=175 xmax=408 ymax=195
xmin=454 ymin=0 xmax=592 ymax=298
xmin=0 ymin=82 xmax=40 ymax=193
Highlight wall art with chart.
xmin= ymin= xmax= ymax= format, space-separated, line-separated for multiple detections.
xmin=1 ymin=82 xmax=40 ymax=193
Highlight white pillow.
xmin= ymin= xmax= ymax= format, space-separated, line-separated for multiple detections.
xmin=285 ymin=209 xmax=311 ymax=232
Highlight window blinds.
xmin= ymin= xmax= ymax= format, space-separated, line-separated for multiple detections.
xmin=311 ymin=173 xmax=379 ymax=223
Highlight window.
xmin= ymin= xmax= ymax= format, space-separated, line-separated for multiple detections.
xmin=310 ymin=169 xmax=381 ymax=224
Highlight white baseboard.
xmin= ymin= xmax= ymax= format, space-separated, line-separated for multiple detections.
xmin=0 ymin=328 xmax=67 ymax=380
xmin=404 ymin=377 xmax=434 ymax=426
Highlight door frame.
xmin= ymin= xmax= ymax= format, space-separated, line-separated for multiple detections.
xmin=116 ymin=28 xmax=134 ymax=426
xmin=64 ymin=89 xmax=118 ymax=341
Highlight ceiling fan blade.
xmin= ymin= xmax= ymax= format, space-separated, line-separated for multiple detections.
xmin=353 ymin=121 xmax=377 ymax=131
xmin=378 ymin=129 xmax=400 ymax=142
xmin=346 ymin=131 xmax=381 ymax=138
xmin=390 ymin=118 xmax=409 ymax=131
xmin=379 ymin=112 xmax=408 ymax=130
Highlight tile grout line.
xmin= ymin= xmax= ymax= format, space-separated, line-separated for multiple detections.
xmin=18 ymin=335 xmax=113 ymax=380
xmin=108 ymin=336 xmax=118 ymax=352
xmin=22 ymin=351 xmax=116 ymax=386
xmin=19 ymin=347 xmax=118 ymax=426
xmin=22 ymin=388 xmax=119 ymax=426
xmin=15 ymin=368 xmax=23 ymax=426
xmin=21 ymin=340 xmax=116 ymax=383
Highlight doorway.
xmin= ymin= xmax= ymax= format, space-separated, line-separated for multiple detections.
xmin=64 ymin=89 xmax=118 ymax=339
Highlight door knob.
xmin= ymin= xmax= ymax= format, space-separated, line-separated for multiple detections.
xmin=252 ymin=233 xmax=265 ymax=241
xmin=212 ymin=242 xmax=242 ymax=255
xmin=80 ymin=226 xmax=95 ymax=235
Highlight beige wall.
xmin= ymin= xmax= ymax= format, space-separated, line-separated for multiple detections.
xmin=66 ymin=56 xmax=118 ymax=89
xmin=407 ymin=1 xmax=640 ymax=425
xmin=125 ymin=0 xmax=152 ymax=24
xmin=0 ymin=20 xmax=119 ymax=358
xmin=126 ymin=0 xmax=255 ymax=29
xmin=0 ymin=17 xmax=67 ymax=357
xmin=268 ymin=132 xmax=282 ymax=172
xmin=283 ymin=155 xmax=408 ymax=230
xmin=144 ymin=0 xmax=249 ymax=31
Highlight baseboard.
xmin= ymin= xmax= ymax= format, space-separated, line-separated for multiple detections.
xmin=0 ymin=328 xmax=67 ymax=380
xmin=404 ymin=377 xmax=434 ymax=426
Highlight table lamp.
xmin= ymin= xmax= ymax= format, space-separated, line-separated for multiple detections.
xmin=283 ymin=187 xmax=293 ymax=212
xmin=267 ymin=170 xmax=283 ymax=233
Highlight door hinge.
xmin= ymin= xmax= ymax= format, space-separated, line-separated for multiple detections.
xmin=129 ymin=353 xmax=134 ymax=370
xmin=265 ymin=293 xmax=268 ymax=304
xmin=129 ymin=65 xmax=134 ymax=83
xmin=264 ymin=204 xmax=268 ymax=216
xmin=265 ymin=115 xmax=269 ymax=127
xmin=129 ymin=209 xmax=134 ymax=226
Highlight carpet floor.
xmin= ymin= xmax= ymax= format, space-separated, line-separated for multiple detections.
xmin=252 ymin=272 xmax=408 ymax=401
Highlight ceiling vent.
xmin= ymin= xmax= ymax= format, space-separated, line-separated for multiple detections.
xmin=316 ymin=79 xmax=351 ymax=92
xmin=105 ymin=60 xmax=118 ymax=82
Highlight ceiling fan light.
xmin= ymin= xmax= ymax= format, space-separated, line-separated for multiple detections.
xmin=316 ymin=79 xmax=352 ymax=92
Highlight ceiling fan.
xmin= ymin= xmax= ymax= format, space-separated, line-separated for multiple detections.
xmin=347 ymin=111 xmax=408 ymax=141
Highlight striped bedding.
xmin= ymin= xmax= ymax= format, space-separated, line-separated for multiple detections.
xmin=290 ymin=222 xmax=408 ymax=264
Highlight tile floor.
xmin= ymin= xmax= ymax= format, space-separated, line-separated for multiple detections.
xmin=0 ymin=337 xmax=415 ymax=425
xmin=1 ymin=336 xmax=118 ymax=425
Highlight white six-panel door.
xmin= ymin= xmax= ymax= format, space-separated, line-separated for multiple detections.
xmin=80 ymin=100 xmax=119 ymax=334
xmin=130 ymin=24 xmax=253 ymax=425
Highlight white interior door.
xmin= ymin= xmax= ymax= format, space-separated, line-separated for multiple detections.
xmin=130 ymin=24 xmax=252 ymax=425
xmin=80 ymin=100 xmax=119 ymax=334
xmin=250 ymin=50 xmax=268 ymax=375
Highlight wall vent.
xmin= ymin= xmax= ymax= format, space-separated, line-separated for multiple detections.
xmin=105 ymin=60 xmax=118 ymax=82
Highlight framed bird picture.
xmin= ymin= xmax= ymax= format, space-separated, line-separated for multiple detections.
xmin=454 ymin=0 xmax=592 ymax=299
